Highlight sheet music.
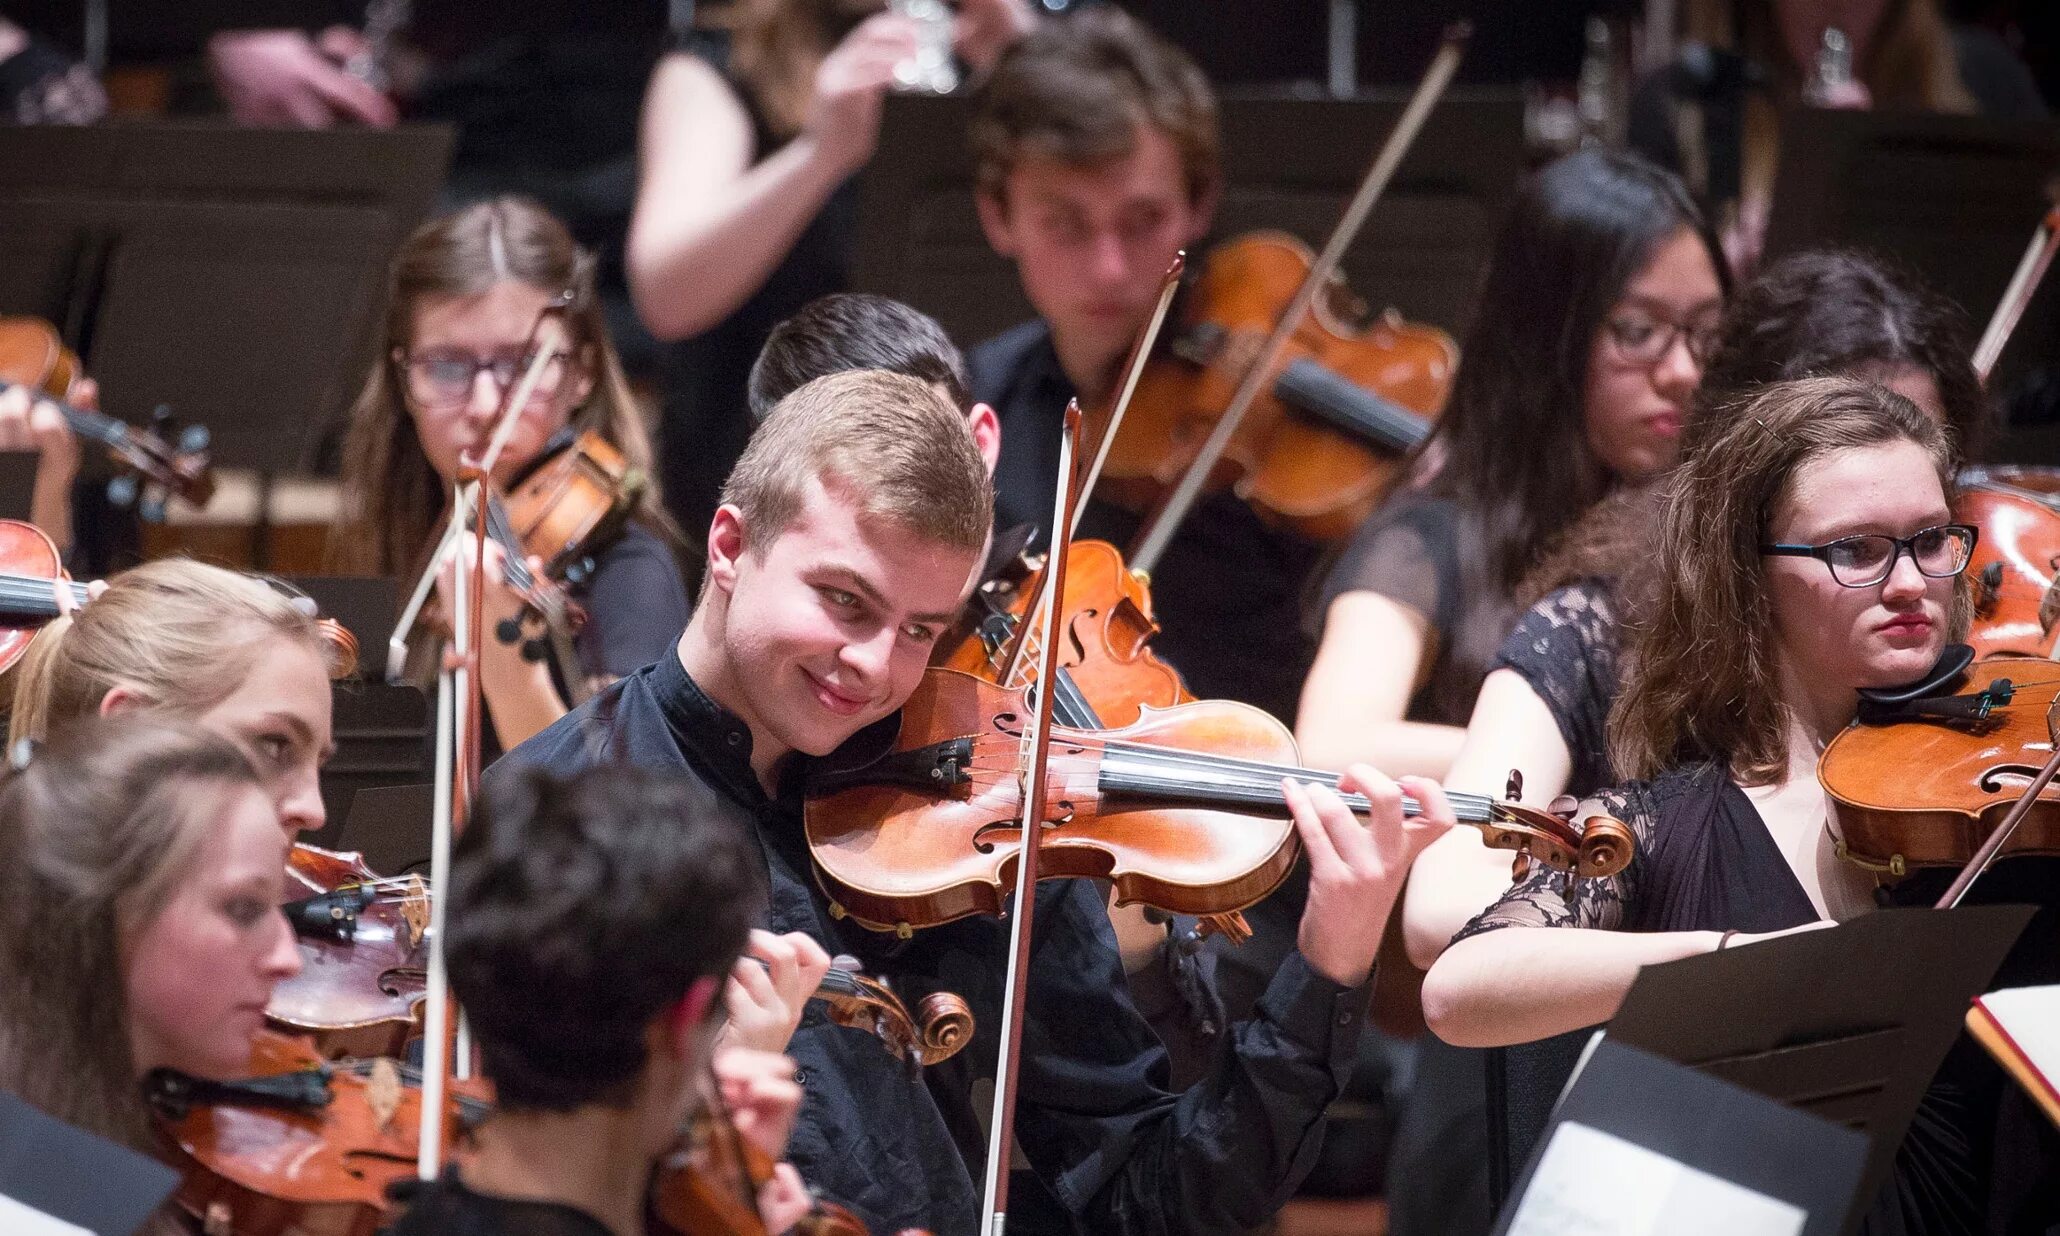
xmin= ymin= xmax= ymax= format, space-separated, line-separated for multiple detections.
xmin=0 ymin=1196 xmax=90 ymax=1236
xmin=1506 ymin=1122 xmax=1806 ymax=1236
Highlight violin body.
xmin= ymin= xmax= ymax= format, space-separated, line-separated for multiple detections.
xmin=154 ymin=1029 xmax=484 ymax=1236
xmin=1097 ymin=232 xmax=1457 ymax=542
xmin=1958 ymin=466 xmax=2060 ymax=659
xmin=1820 ymin=655 xmax=2060 ymax=875
xmin=805 ymin=669 xmax=1300 ymax=934
xmin=937 ymin=539 xmax=1189 ymax=728
xmin=501 ymin=427 xmax=643 ymax=583
xmin=0 ymin=518 xmax=66 ymax=675
xmin=268 ymin=844 xmax=430 ymax=1060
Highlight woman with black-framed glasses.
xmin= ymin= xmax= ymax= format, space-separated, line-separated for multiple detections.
xmin=1423 ymin=376 xmax=1994 ymax=1233
xmin=332 ymin=197 xmax=693 ymax=754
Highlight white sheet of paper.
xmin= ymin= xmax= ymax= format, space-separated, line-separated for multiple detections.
xmin=0 ymin=1194 xmax=92 ymax=1236
xmin=1506 ymin=1121 xmax=1808 ymax=1236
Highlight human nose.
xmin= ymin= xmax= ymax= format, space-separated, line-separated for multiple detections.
xmin=839 ymin=624 xmax=897 ymax=682
xmin=1650 ymin=330 xmax=1702 ymax=404
xmin=275 ymin=765 xmax=326 ymax=836
xmin=263 ymin=909 xmax=304 ymax=982
xmin=1879 ymin=544 xmax=1928 ymax=600
xmin=1088 ymin=228 xmax=1131 ymax=286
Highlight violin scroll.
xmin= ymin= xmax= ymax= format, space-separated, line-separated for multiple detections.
xmin=1480 ymin=797 xmax=1634 ymax=881
xmin=913 ymin=991 xmax=973 ymax=1064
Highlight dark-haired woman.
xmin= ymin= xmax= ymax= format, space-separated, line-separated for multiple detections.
xmin=1422 ymin=376 xmax=2002 ymax=1233
xmin=1289 ymin=146 xmax=1723 ymax=1236
xmin=332 ymin=196 xmax=691 ymax=753
xmin=0 ymin=716 xmax=300 ymax=1235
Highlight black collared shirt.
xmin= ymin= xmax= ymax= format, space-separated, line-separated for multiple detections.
xmin=971 ymin=321 xmax=1324 ymax=724
xmin=487 ymin=651 xmax=1368 ymax=1236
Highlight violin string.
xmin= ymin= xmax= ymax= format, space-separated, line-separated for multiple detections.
xmin=937 ymin=751 xmax=1489 ymax=821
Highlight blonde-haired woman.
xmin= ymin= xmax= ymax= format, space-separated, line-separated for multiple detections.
xmin=333 ymin=196 xmax=691 ymax=752
xmin=0 ymin=715 xmax=301 ymax=1234
xmin=10 ymin=557 xmax=353 ymax=837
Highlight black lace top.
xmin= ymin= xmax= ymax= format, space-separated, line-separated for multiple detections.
xmin=1489 ymin=578 xmax=1623 ymax=801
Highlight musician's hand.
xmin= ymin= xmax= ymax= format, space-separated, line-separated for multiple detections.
xmin=207 ymin=29 xmax=397 ymax=128
xmin=757 ymin=1162 xmax=814 ymax=1235
xmin=712 ymin=1044 xmax=806 ymax=1157
xmin=0 ymin=385 xmax=81 ymax=486
xmin=804 ymin=13 xmax=921 ymax=179
xmin=432 ymin=532 xmax=532 ymax=631
xmin=1286 ymin=765 xmax=1454 ymax=988
xmin=721 ymin=929 xmax=833 ymax=1054
xmin=954 ymin=0 xmax=1037 ymax=74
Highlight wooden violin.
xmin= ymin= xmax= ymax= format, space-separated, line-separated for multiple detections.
xmin=0 ymin=316 xmax=214 ymax=514
xmin=500 ymin=425 xmax=645 ymax=586
xmin=1097 ymin=231 xmax=1457 ymax=546
xmin=803 ymin=667 xmax=1633 ymax=938
xmin=0 ymin=518 xmax=85 ymax=674
xmin=651 ymin=1080 xmax=880 ymax=1236
xmin=1820 ymin=653 xmax=2060 ymax=878
xmin=270 ymin=844 xmax=433 ymax=1061
xmin=1957 ymin=466 xmax=2060 ymax=658
xmin=150 ymin=1028 xmax=490 ymax=1236
xmin=806 ymin=960 xmax=972 ymax=1068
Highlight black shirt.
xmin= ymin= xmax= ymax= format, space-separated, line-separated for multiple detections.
xmin=488 ymin=650 xmax=1368 ymax=1236
xmin=383 ymin=1171 xmax=614 ymax=1236
xmin=971 ymin=320 xmax=1323 ymax=724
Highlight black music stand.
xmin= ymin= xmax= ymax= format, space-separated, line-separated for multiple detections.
xmin=1495 ymin=1038 xmax=1870 ymax=1236
xmin=1762 ymin=107 xmax=2060 ymax=454
xmin=0 ymin=1090 xmax=178 ymax=1235
xmin=336 ymin=782 xmax=435 ymax=878
xmin=852 ymin=89 xmax=1527 ymax=349
xmin=314 ymin=681 xmax=431 ymax=855
xmin=0 ymin=122 xmax=453 ymax=479
xmin=1599 ymin=905 xmax=2032 ymax=1236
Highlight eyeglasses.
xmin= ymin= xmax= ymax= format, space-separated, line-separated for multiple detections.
xmin=1603 ymin=312 xmax=1722 ymax=367
xmin=1760 ymin=523 xmax=1977 ymax=588
xmin=396 ymin=348 xmax=569 ymax=408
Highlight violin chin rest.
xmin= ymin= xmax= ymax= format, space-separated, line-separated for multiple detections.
xmin=1857 ymin=643 xmax=1974 ymax=708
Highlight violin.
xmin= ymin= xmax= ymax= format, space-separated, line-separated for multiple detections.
xmin=938 ymin=538 xmax=1190 ymax=730
xmin=150 ymin=1028 xmax=490 ymax=1236
xmin=1820 ymin=653 xmax=2060 ymax=878
xmin=1097 ymin=231 xmax=1457 ymax=545
xmin=0 ymin=316 xmax=214 ymax=514
xmin=500 ymin=426 xmax=645 ymax=586
xmin=803 ymin=667 xmax=1633 ymax=938
xmin=270 ymin=844 xmax=433 ymax=1061
xmin=1112 ymin=28 xmax=1469 ymax=575
xmin=806 ymin=960 xmax=972 ymax=1067
xmin=0 ymin=518 xmax=85 ymax=674
xmin=1957 ymin=466 xmax=2060 ymax=658
xmin=651 ymin=1081 xmax=877 ymax=1236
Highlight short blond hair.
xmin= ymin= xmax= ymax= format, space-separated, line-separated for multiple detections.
xmin=721 ymin=369 xmax=992 ymax=555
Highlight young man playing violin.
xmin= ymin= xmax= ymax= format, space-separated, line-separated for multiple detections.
xmin=967 ymin=8 xmax=1323 ymax=727
xmin=387 ymin=761 xmax=815 ymax=1236
xmin=492 ymin=367 xmax=1453 ymax=1235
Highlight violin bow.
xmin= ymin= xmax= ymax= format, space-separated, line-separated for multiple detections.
xmin=1972 ymin=199 xmax=2060 ymax=384
xmin=978 ymin=403 xmax=1084 ymax=1236
xmin=412 ymin=294 xmax=578 ymax=1179
xmin=1126 ymin=23 xmax=1469 ymax=577
xmin=1934 ymin=687 xmax=2060 ymax=909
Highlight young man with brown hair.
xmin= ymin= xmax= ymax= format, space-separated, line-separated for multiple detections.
xmin=492 ymin=367 xmax=1451 ymax=1234
xmin=967 ymin=6 xmax=1323 ymax=728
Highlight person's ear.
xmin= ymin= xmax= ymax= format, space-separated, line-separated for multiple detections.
xmin=98 ymin=684 xmax=152 ymax=718
xmin=705 ymin=506 xmax=749 ymax=596
xmin=965 ymin=403 xmax=1002 ymax=475
xmin=975 ymin=187 xmax=1020 ymax=261
xmin=660 ymin=975 xmax=721 ymax=1062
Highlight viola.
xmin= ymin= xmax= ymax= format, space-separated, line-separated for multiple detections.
xmin=803 ymin=667 xmax=1632 ymax=938
xmin=1957 ymin=466 xmax=2060 ymax=659
xmin=150 ymin=1028 xmax=490 ymax=1236
xmin=1820 ymin=653 xmax=2060 ymax=878
xmin=270 ymin=844 xmax=433 ymax=1060
xmin=0 ymin=519 xmax=85 ymax=674
xmin=1097 ymin=231 xmax=1457 ymax=546
xmin=0 ymin=316 xmax=214 ymax=514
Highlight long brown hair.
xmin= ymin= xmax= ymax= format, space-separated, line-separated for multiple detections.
xmin=1609 ymin=376 xmax=1955 ymax=784
xmin=8 ymin=559 xmax=356 ymax=746
xmin=729 ymin=0 xmax=884 ymax=142
xmin=1685 ymin=0 xmax=1976 ymax=111
xmin=329 ymin=197 xmax=680 ymax=579
xmin=0 ymin=716 xmax=263 ymax=1154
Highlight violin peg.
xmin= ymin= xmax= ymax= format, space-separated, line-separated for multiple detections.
xmin=1504 ymin=768 xmax=1524 ymax=802
xmin=1548 ymin=794 xmax=1579 ymax=819
xmin=1575 ymin=814 xmax=1635 ymax=879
